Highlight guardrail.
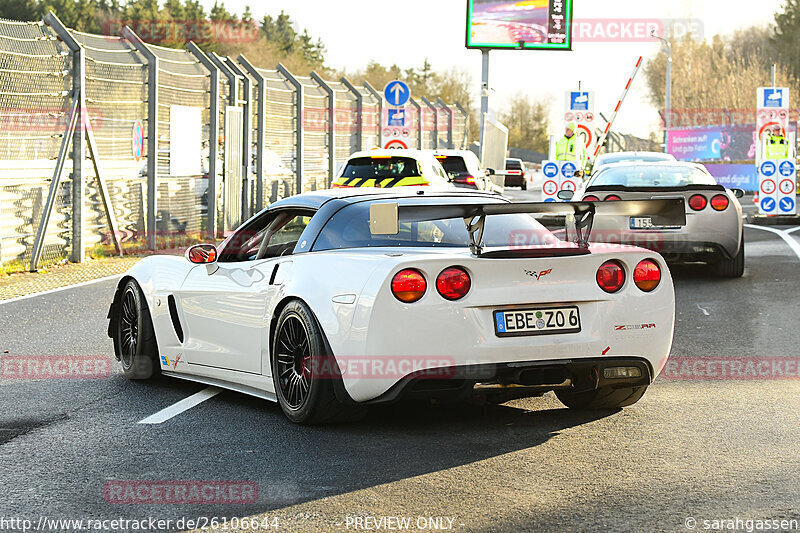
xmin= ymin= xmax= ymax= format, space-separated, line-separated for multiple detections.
xmin=0 ymin=13 xmax=470 ymax=270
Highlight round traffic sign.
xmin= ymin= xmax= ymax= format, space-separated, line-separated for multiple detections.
xmin=585 ymin=112 xmax=594 ymax=122
xmin=384 ymin=139 xmax=408 ymax=149
xmin=561 ymin=180 xmax=576 ymax=191
xmin=780 ymin=179 xmax=796 ymax=194
xmin=780 ymin=196 xmax=796 ymax=212
xmin=543 ymin=162 xmax=559 ymax=178
xmin=759 ymin=122 xmax=786 ymax=140
xmin=761 ymin=179 xmax=776 ymax=195
xmin=543 ymin=180 xmax=558 ymax=195
xmin=575 ymin=113 xmax=583 ymax=122
xmin=561 ymin=162 xmax=577 ymax=178
xmin=761 ymin=197 xmax=777 ymax=213
xmin=132 ymin=119 xmax=144 ymax=162
xmin=760 ymin=161 xmax=777 ymax=176
xmin=779 ymin=160 xmax=795 ymax=176
xmin=384 ymin=80 xmax=410 ymax=107
xmin=564 ymin=112 xmax=574 ymax=122
xmin=577 ymin=124 xmax=593 ymax=149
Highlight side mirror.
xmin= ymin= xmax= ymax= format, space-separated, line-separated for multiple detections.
xmin=574 ymin=170 xmax=585 ymax=178
xmin=186 ymin=243 xmax=217 ymax=264
xmin=486 ymin=168 xmax=496 ymax=175
xmin=557 ymin=190 xmax=575 ymax=201
xmin=731 ymin=188 xmax=745 ymax=199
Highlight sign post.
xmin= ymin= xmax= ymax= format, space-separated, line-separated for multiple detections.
xmin=564 ymin=90 xmax=596 ymax=155
xmin=541 ymin=160 xmax=579 ymax=202
xmin=756 ymin=87 xmax=795 ymax=215
xmin=382 ymin=80 xmax=411 ymax=149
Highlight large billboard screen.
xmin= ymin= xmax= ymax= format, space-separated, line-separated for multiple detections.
xmin=466 ymin=0 xmax=573 ymax=50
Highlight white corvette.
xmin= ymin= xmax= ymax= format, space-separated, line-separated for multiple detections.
xmin=108 ymin=189 xmax=684 ymax=424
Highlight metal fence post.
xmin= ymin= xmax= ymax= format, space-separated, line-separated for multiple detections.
xmin=187 ymin=42 xmax=219 ymax=238
xmin=224 ymin=57 xmax=252 ymax=219
xmin=310 ymin=72 xmax=335 ymax=187
xmin=237 ymin=55 xmax=265 ymax=210
xmin=437 ymin=98 xmax=454 ymax=149
xmin=277 ymin=64 xmax=303 ymax=194
xmin=122 ymin=26 xmax=158 ymax=250
xmin=363 ymin=81 xmax=383 ymax=149
xmin=454 ymin=102 xmax=470 ymax=149
xmin=421 ymin=96 xmax=438 ymax=150
xmin=341 ymin=77 xmax=363 ymax=152
xmin=409 ymin=98 xmax=422 ymax=150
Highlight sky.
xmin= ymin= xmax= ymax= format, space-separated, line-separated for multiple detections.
xmin=200 ymin=0 xmax=784 ymax=139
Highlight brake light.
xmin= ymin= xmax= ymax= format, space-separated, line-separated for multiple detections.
xmin=465 ymin=175 xmax=476 ymax=185
xmin=391 ymin=269 xmax=426 ymax=303
xmin=596 ymin=260 xmax=625 ymax=293
xmin=633 ymin=259 xmax=661 ymax=292
xmin=710 ymin=194 xmax=729 ymax=211
xmin=604 ymin=194 xmax=621 ymax=201
xmin=688 ymin=194 xmax=707 ymax=211
xmin=436 ymin=267 xmax=471 ymax=300
xmin=583 ymin=195 xmax=599 ymax=201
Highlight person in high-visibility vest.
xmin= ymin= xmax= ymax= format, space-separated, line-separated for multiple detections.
xmin=555 ymin=121 xmax=587 ymax=175
xmin=763 ymin=124 xmax=790 ymax=160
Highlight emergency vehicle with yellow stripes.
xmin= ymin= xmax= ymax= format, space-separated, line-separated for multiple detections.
xmin=332 ymin=150 xmax=456 ymax=189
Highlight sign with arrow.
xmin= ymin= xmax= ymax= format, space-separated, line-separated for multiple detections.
xmin=384 ymin=80 xmax=410 ymax=107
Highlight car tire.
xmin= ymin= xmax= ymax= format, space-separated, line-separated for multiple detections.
xmin=555 ymin=385 xmax=648 ymax=409
xmin=113 ymin=279 xmax=159 ymax=380
xmin=714 ymin=231 xmax=744 ymax=278
xmin=271 ymin=300 xmax=366 ymax=425
xmin=521 ymin=180 xmax=527 ymax=191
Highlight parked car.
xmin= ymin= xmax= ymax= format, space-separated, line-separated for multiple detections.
xmin=504 ymin=158 xmax=527 ymax=189
xmin=433 ymin=150 xmax=502 ymax=193
xmin=332 ymin=150 xmax=454 ymax=189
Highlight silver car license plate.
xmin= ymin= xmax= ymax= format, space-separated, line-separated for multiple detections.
xmin=630 ymin=217 xmax=680 ymax=230
xmin=494 ymin=306 xmax=581 ymax=337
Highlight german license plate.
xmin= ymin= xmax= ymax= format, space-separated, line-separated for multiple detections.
xmin=494 ymin=306 xmax=581 ymax=337
xmin=630 ymin=217 xmax=680 ymax=230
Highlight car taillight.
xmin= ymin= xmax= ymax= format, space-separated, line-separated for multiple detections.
xmin=710 ymin=194 xmax=729 ymax=211
xmin=583 ymin=195 xmax=599 ymax=201
xmin=391 ymin=269 xmax=426 ymax=303
xmin=688 ymin=194 xmax=707 ymax=211
xmin=465 ymin=175 xmax=476 ymax=185
xmin=436 ymin=267 xmax=471 ymax=301
xmin=596 ymin=260 xmax=625 ymax=293
xmin=604 ymin=194 xmax=621 ymax=201
xmin=633 ymin=259 xmax=661 ymax=292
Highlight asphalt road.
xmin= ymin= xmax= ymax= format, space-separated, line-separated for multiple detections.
xmin=2 ymin=189 xmax=800 ymax=533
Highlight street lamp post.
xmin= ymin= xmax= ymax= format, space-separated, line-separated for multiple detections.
xmin=652 ymin=31 xmax=671 ymax=154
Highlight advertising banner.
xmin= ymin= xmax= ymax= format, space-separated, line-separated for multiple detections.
xmin=466 ymin=0 xmax=573 ymax=50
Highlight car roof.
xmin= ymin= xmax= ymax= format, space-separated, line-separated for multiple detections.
xmin=594 ymin=160 xmax=707 ymax=171
xmin=347 ymin=149 xmax=432 ymax=160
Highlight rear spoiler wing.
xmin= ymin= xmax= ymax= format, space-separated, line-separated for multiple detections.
xmin=369 ymin=199 xmax=686 ymax=255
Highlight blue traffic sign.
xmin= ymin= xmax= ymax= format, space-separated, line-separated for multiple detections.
xmin=544 ymin=198 xmax=556 ymax=203
xmin=387 ymin=108 xmax=405 ymax=127
xmin=780 ymin=196 xmax=795 ymax=212
xmin=761 ymin=197 xmax=777 ymax=213
xmin=760 ymin=161 xmax=777 ymax=176
xmin=561 ymin=162 xmax=576 ymax=178
xmin=543 ymin=162 xmax=559 ymax=178
xmin=779 ymin=160 xmax=795 ymax=176
xmin=384 ymin=81 xmax=410 ymax=107
xmin=763 ymin=88 xmax=784 ymax=108
xmin=570 ymin=91 xmax=590 ymax=111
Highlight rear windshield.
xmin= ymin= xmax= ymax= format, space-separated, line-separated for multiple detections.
xmin=313 ymin=201 xmax=555 ymax=251
xmin=591 ymin=165 xmax=717 ymax=188
xmin=505 ymin=160 xmax=523 ymax=170
xmin=341 ymin=157 xmax=420 ymax=179
xmin=598 ymin=154 xmax=674 ymax=165
xmin=436 ymin=156 xmax=468 ymax=175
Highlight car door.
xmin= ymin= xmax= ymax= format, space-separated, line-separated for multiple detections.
xmin=177 ymin=209 xmax=314 ymax=374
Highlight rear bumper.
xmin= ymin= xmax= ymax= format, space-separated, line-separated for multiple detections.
xmin=362 ymin=357 xmax=653 ymax=404
xmin=504 ymin=174 xmax=525 ymax=186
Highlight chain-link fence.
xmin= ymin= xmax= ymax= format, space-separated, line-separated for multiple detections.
xmin=0 ymin=13 xmax=470 ymax=270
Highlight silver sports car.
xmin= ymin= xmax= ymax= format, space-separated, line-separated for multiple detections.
xmin=563 ymin=161 xmax=744 ymax=277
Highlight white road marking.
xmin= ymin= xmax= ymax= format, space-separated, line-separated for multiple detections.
xmin=744 ymin=224 xmax=800 ymax=261
xmin=0 ymin=274 xmax=122 ymax=305
xmin=697 ymin=304 xmax=710 ymax=316
xmin=785 ymin=226 xmax=800 ymax=234
xmin=138 ymin=386 xmax=222 ymax=424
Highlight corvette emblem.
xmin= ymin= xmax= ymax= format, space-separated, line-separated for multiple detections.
xmin=524 ymin=269 xmax=552 ymax=280
xmin=173 ymin=353 xmax=182 ymax=369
